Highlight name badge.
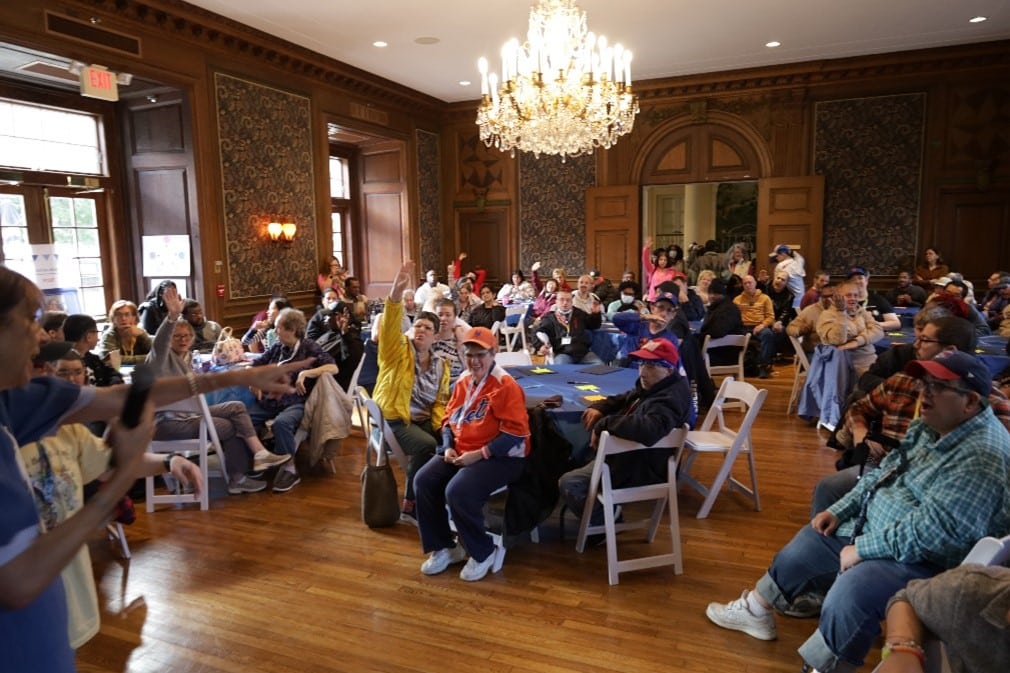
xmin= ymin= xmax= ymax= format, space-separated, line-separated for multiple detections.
xmin=561 ymin=336 xmax=572 ymax=346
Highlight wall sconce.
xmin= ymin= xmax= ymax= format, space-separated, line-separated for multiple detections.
xmin=266 ymin=221 xmax=297 ymax=243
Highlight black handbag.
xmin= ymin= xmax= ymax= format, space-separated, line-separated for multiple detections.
xmin=360 ymin=440 xmax=399 ymax=528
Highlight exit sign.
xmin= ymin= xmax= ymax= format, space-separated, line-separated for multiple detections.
xmin=79 ymin=65 xmax=119 ymax=101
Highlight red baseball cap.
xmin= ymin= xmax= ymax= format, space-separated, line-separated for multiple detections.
xmin=628 ymin=338 xmax=680 ymax=368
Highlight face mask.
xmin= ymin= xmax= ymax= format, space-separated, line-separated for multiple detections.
xmin=325 ymin=300 xmax=338 ymax=311
xmin=621 ymin=294 xmax=634 ymax=304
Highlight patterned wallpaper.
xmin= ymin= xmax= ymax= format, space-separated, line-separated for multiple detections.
xmin=215 ymin=73 xmax=317 ymax=298
xmin=519 ymin=153 xmax=596 ymax=275
xmin=814 ymin=93 xmax=925 ymax=275
xmin=416 ymin=129 xmax=442 ymax=274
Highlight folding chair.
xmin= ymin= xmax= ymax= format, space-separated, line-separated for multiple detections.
xmin=360 ymin=392 xmax=409 ymax=474
xmin=677 ymin=377 xmax=767 ymax=519
xmin=499 ymin=303 xmax=529 ymax=352
xmin=786 ymin=334 xmax=810 ymax=415
xmin=575 ymin=425 xmax=689 ymax=585
xmin=146 ymin=394 xmax=226 ymax=511
xmin=702 ymin=333 xmax=751 ymax=409
xmin=495 ymin=350 xmax=533 ymax=367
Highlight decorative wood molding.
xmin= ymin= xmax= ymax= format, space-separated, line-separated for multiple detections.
xmin=67 ymin=0 xmax=445 ymax=114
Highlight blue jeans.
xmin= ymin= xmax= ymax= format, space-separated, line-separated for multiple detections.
xmin=755 ymin=525 xmax=940 ymax=671
xmin=246 ymin=401 xmax=304 ymax=458
xmin=414 ymin=455 xmax=525 ymax=563
xmin=555 ymin=350 xmax=603 ymax=365
xmin=748 ymin=326 xmax=777 ymax=365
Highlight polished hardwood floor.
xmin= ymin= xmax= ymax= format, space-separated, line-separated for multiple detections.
xmin=77 ymin=364 xmax=871 ymax=673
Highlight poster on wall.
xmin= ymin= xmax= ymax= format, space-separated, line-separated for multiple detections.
xmin=42 ymin=288 xmax=82 ymax=314
xmin=30 ymin=244 xmax=63 ymax=290
xmin=142 ymin=235 xmax=191 ymax=277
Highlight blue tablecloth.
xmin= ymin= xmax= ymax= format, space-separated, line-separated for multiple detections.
xmin=893 ymin=306 xmax=919 ymax=328
xmin=874 ymin=329 xmax=1009 ymax=378
xmin=590 ymin=326 xmax=624 ymax=364
xmin=509 ymin=363 xmax=640 ymax=463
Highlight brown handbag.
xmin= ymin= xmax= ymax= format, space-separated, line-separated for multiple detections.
xmin=360 ymin=439 xmax=399 ymax=528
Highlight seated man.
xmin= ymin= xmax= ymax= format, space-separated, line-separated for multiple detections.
xmin=558 ymin=338 xmax=694 ymax=526
xmin=766 ymin=271 xmax=798 ymax=358
xmin=733 ymin=274 xmax=777 ymax=378
xmin=886 ymin=271 xmax=927 ymax=308
xmin=369 ymin=288 xmax=417 ymax=342
xmin=846 ymin=266 xmax=900 ymax=330
xmin=815 ymin=281 xmax=884 ymax=377
xmin=415 ymin=269 xmax=451 ymax=313
xmin=572 ymin=274 xmax=602 ymax=314
xmin=344 ymin=276 xmax=370 ymax=323
xmin=535 ymin=288 xmax=603 ymax=365
xmin=307 ymin=287 xmax=342 ymax=340
xmin=706 ymin=350 xmax=1010 ymax=673
xmin=606 ymin=280 xmax=645 ymax=320
xmin=182 ymin=299 xmax=222 ymax=351
xmin=814 ymin=316 xmax=1010 ymax=514
xmin=62 ymin=314 xmax=123 ymax=387
xmin=307 ymin=300 xmax=364 ymax=392
xmin=799 ymin=270 xmax=831 ymax=310
xmin=786 ymin=283 xmax=835 ymax=353
xmin=984 ymin=278 xmax=1010 ymax=332
xmin=612 ymin=290 xmax=680 ymax=364
xmin=246 ymin=308 xmax=337 ymax=493
xmin=699 ymin=278 xmax=745 ymax=362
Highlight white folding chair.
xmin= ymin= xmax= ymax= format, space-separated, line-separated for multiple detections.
xmin=360 ymin=392 xmax=409 ymax=474
xmin=146 ymin=394 xmax=227 ymax=511
xmin=575 ymin=426 xmax=688 ymax=585
xmin=495 ymin=350 xmax=533 ymax=367
xmin=500 ymin=303 xmax=529 ymax=353
xmin=786 ymin=334 xmax=811 ymax=415
xmin=702 ymin=333 xmax=751 ymax=410
xmin=677 ymin=377 xmax=767 ymax=519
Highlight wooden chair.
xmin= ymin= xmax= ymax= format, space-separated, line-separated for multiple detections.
xmin=786 ymin=334 xmax=811 ymax=415
xmin=499 ymin=303 xmax=529 ymax=353
xmin=575 ymin=426 xmax=689 ymax=585
xmin=146 ymin=394 xmax=226 ymax=512
xmin=678 ymin=377 xmax=767 ymax=519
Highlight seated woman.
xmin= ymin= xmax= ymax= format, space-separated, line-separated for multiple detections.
xmin=606 ymin=280 xmax=645 ymax=320
xmin=414 ymin=326 xmax=529 ymax=582
xmin=531 ymin=277 xmax=559 ymax=320
xmin=100 ymin=299 xmax=152 ymax=365
xmin=468 ymin=285 xmax=505 ymax=330
xmin=145 ymin=285 xmax=292 ymax=493
xmin=374 ymin=261 xmax=452 ymax=523
xmin=496 ymin=269 xmax=536 ymax=305
xmin=693 ymin=269 xmax=717 ymax=309
xmin=246 ymin=308 xmax=337 ymax=493
xmin=317 ymin=255 xmax=347 ymax=298
xmin=454 ymin=281 xmax=478 ymax=324
xmin=242 ymin=295 xmax=292 ymax=353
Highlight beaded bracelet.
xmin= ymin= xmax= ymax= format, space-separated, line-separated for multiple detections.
xmin=186 ymin=371 xmax=201 ymax=398
xmin=881 ymin=641 xmax=925 ymax=666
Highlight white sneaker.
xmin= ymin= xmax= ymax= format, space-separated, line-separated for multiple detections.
xmin=420 ymin=545 xmax=467 ymax=575
xmin=459 ymin=553 xmax=496 ymax=582
xmin=705 ymin=590 xmax=777 ymax=640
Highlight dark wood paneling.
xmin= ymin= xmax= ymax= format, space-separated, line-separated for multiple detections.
xmin=457 ymin=208 xmax=507 ymax=289
xmin=935 ymin=189 xmax=1010 ymax=286
xmin=362 ymin=150 xmax=402 ymax=184
xmin=130 ymin=104 xmax=185 ymax=154
xmin=136 ymin=169 xmax=190 ymax=235
xmin=585 ymin=185 xmax=639 ymax=282
xmin=757 ymin=176 xmax=824 ymax=277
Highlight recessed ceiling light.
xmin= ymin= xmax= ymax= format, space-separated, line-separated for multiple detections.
xmin=969 ymin=16 xmax=987 ymax=23
xmin=415 ymin=37 xmax=440 ymax=45
xmin=766 ymin=41 xmax=781 ymax=48
xmin=459 ymin=80 xmax=471 ymax=86
xmin=372 ymin=41 xmax=388 ymax=48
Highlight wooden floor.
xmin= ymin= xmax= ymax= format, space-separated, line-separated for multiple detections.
xmin=77 ymin=364 xmax=871 ymax=673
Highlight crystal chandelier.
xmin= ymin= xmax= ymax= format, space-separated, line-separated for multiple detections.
xmin=475 ymin=0 xmax=639 ymax=161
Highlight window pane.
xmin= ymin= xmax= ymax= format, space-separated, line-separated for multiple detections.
xmin=0 ymin=193 xmax=27 ymax=227
xmin=0 ymin=99 xmax=103 ymax=175
xmin=73 ymin=199 xmax=97 ymax=227
xmin=78 ymin=257 xmax=103 ymax=286
xmin=80 ymin=286 xmax=106 ymax=318
xmin=50 ymin=197 xmax=73 ymax=227
xmin=77 ymin=228 xmax=100 ymax=257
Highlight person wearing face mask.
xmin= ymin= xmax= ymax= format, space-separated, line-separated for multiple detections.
xmin=606 ymin=281 xmax=644 ymax=320
xmin=535 ymin=289 xmax=603 ymax=365
xmin=307 ymin=288 xmax=343 ymax=340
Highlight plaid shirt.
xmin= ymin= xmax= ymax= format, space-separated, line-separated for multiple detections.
xmin=846 ymin=373 xmax=1010 ymax=443
xmin=829 ymin=403 xmax=1010 ymax=568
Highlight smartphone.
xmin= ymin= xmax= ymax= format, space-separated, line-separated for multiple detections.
xmin=120 ymin=363 xmax=155 ymax=428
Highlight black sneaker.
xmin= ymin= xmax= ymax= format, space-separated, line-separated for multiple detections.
xmin=272 ymin=470 xmax=301 ymax=493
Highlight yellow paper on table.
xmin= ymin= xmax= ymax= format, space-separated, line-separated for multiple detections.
xmin=530 ymin=367 xmax=553 ymax=374
xmin=575 ymin=384 xmax=599 ymax=392
xmin=886 ymin=332 xmax=904 ymax=337
xmin=583 ymin=394 xmax=607 ymax=402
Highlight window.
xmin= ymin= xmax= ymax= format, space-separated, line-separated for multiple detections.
xmin=49 ymin=195 xmax=105 ymax=316
xmin=329 ymin=154 xmax=352 ymax=268
xmin=0 ymin=192 xmax=33 ymax=279
xmin=0 ymin=99 xmax=104 ymax=175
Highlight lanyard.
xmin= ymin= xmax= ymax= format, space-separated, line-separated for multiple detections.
xmin=455 ymin=373 xmax=489 ymax=431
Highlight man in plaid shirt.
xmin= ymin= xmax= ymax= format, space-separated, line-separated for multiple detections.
xmin=706 ymin=349 xmax=1010 ymax=673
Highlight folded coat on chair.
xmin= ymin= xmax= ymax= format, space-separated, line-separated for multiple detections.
xmin=299 ymin=374 xmax=353 ymax=467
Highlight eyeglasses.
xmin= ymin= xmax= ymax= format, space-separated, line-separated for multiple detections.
xmin=913 ymin=336 xmax=946 ymax=346
xmin=920 ymin=379 xmax=970 ymax=397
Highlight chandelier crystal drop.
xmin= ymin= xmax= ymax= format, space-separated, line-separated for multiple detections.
xmin=475 ymin=0 xmax=639 ymax=161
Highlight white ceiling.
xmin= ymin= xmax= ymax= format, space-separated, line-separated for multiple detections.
xmin=184 ymin=0 xmax=1010 ymax=103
